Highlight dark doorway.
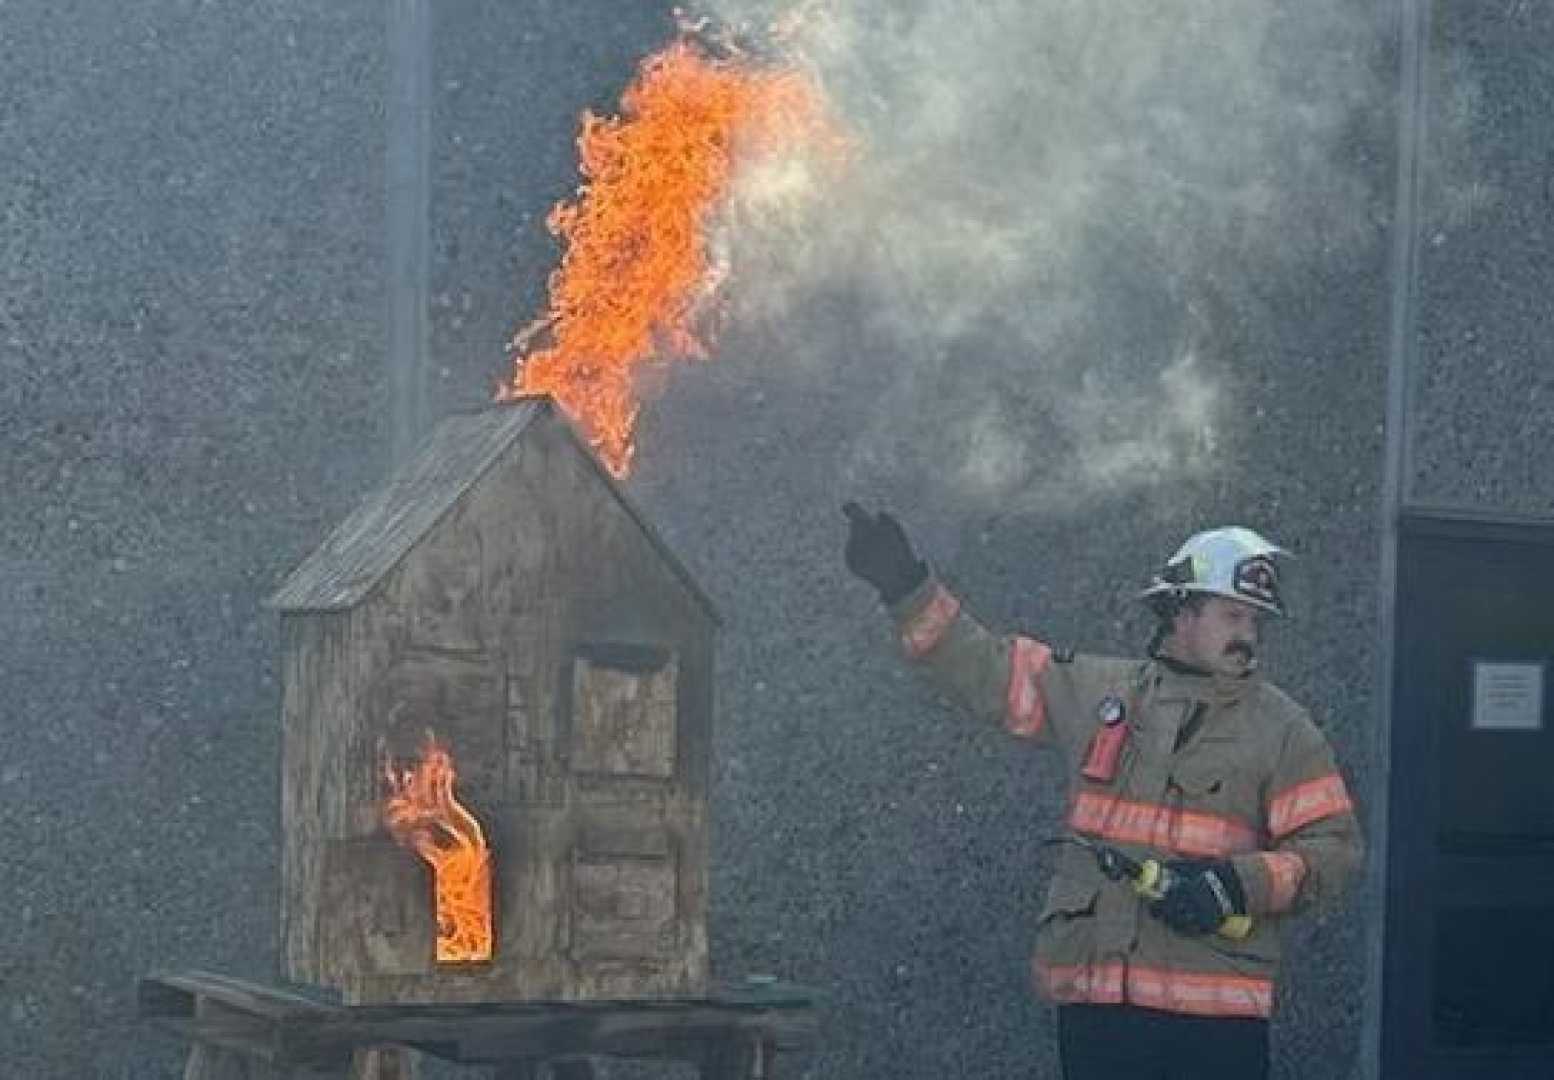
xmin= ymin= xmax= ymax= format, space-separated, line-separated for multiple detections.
xmin=1382 ymin=511 xmax=1554 ymax=1078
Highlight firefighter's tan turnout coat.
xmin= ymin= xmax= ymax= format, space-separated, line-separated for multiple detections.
xmin=891 ymin=576 xmax=1364 ymax=1019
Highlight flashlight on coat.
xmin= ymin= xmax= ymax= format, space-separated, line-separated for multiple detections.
xmin=1049 ymin=835 xmax=1254 ymax=941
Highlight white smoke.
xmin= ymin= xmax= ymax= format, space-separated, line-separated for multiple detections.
xmin=692 ymin=0 xmax=1389 ymax=512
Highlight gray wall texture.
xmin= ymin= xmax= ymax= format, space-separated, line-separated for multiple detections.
xmin=1 ymin=2 xmax=1549 ymax=1078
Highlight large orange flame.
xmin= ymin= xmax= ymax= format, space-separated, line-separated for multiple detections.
xmin=382 ymin=733 xmax=493 ymax=965
xmin=500 ymin=27 xmax=842 ymax=476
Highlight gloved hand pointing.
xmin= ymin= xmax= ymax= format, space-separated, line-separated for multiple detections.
xmin=842 ymin=502 xmax=928 ymax=605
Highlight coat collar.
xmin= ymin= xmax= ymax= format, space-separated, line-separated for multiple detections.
xmin=1142 ymin=656 xmax=1259 ymax=708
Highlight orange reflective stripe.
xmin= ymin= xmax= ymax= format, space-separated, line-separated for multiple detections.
xmin=1035 ymin=959 xmax=1125 ymax=1003
xmin=1258 ymin=851 xmax=1307 ymax=912
xmin=1005 ymin=636 xmax=1051 ymax=737
xmin=1125 ymin=966 xmax=1273 ymax=1018
xmin=900 ymin=583 xmax=961 ymax=658
xmin=1034 ymin=961 xmax=1273 ymax=1018
xmin=1267 ymin=772 xmax=1353 ymax=839
xmin=1068 ymin=792 xmax=1258 ymax=858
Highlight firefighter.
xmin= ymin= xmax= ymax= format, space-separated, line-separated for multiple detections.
xmin=842 ymin=505 xmax=1363 ymax=1080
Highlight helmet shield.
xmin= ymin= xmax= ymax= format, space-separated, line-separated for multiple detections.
xmin=1233 ymin=554 xmax=1281 ymax=610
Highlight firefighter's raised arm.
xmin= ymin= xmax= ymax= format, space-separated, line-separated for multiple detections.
xmin=842 ymin=503 xmax=1054 ymax=742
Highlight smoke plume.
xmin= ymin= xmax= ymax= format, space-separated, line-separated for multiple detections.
xmin=690 ymin=0 xmax=1387 ymax=514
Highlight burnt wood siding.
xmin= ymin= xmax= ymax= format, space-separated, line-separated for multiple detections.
xmin=277 ymin=402 xmax=712 ymax=1005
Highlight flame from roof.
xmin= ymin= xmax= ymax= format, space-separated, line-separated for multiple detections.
xmin=500 ymin=25 xmax=845 ymax=476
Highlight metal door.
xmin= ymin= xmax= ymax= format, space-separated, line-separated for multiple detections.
xmin=1382 ymin=511 xmax=1554 ymax=1077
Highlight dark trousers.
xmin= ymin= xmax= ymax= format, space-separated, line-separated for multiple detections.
xmin=1058 ymin=1004 xmax=1270 ymax=1080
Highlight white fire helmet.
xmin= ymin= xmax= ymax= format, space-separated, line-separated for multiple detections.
xmin=1139 ymin=526 xmax=1290 ymax=618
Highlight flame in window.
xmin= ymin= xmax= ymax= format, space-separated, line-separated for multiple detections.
xmin=382 ymin=732 xmax=493 ymax=964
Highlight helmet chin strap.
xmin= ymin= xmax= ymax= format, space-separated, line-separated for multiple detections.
xmin=1150 ymin=631 xmax=1209 ymax=674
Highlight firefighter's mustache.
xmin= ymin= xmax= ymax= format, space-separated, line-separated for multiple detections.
xmin=1225 ymin=641 xmax=1256 ymax=662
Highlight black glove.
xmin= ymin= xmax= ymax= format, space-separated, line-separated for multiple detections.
xmin=842 ymin=502 xmax=928 ymax=605
xmin=1149 ymin=859 xmax=1247 ymax=936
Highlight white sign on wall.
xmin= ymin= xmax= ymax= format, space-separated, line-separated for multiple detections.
xmin=1471 ymin=661 xmax=1545 ymax=732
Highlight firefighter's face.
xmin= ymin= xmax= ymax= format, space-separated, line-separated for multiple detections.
xmin=1175 ymin=597 xmax=1262 ymax=676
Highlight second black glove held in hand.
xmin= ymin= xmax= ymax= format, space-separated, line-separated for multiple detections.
xmin=842 ymin=502 xmax=929 ymax=605
xmin=1149 ymin=859 xmax=1248 ymax=937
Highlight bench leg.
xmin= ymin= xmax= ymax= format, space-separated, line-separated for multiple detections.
xmin=351 ymin=1047 xmax=416 ymax=1080
xmin=698 ymin=1034 xmax=777 ymax=1080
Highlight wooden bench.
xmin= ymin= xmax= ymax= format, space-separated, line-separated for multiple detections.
xmin=140 ymin=970 xmax=820 ymax=1079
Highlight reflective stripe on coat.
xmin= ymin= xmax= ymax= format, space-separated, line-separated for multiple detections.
xmin=892 ymin=574 xmax=1364 ymax=1019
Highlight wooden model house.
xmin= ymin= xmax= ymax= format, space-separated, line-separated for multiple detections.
xmin=267 ymin=398 xmax=718 ymax=1005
